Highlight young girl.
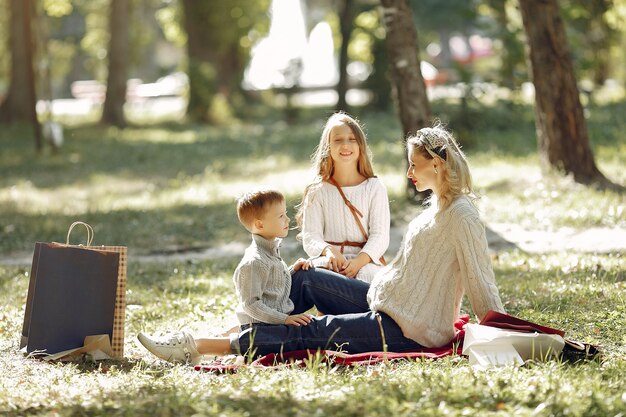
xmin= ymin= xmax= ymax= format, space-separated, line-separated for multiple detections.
xmin=295 ymin=112 xmax=390 ymax=283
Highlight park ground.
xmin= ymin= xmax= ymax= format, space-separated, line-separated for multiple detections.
xmin=0 ymin=103 xmax=625 ymax=416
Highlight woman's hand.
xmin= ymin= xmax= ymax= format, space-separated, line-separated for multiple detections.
xmin=340 ymin=253 xmax=371 ymax=278
xmin=284 ymin=313 xmax=313 ymax=326
xmin=323 ymin=246 xmax=347 ymax=273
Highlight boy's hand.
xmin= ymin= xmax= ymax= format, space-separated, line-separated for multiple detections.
xmin=323 ymin=246 xmax=347 ymax=273
xmin=291 ymin=258 xmax=313 ymax=271
xmin=285 ymin=313 xmax=313 ymax=326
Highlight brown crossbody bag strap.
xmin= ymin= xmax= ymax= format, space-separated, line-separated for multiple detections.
xmin=327 ymin=178 xmax=386 ymax=265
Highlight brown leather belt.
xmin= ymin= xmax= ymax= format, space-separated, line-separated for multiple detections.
xmin=326 ymin=240 xmax=366 ymax=253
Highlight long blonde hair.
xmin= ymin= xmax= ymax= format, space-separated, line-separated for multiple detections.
xmin=296 ymin=112 xmax=375 ymax=227
xmin=406 ymin=124 xmax=476 ymax=212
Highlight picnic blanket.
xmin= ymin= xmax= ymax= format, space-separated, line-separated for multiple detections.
xmin=194 ymin=311 xmax=599 ymax=373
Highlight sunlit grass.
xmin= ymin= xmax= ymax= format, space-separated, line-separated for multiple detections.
xmin=475 ymin=165 xmax=626 ymax=229
xmin=1 ymin=252 xmax=625 ymax=417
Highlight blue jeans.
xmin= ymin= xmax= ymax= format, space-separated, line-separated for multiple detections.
xmin=236 ymin=268 xmax=423 ymax=358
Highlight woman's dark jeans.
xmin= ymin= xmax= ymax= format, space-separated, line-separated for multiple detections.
xmin=237 ymin=268 xmax=422 ymax=357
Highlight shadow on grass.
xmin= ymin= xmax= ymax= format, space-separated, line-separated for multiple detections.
xmin=2 ymin=381 xmax=320 ymax=417
xmin=0 ymin=100 xmax=537 ymax=190
xmin=0 ymin=121 xmax=322 ymax=190
xmin=0 ymin=200 xmax=246 ymax=254
xmin=4 ymin=100 xmax=625 ymax=192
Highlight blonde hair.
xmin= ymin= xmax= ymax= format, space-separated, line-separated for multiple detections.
xmin=406 ymin=123 xmax=476 ymax=211
xmin=296 ymin=112 xmax=375 ymax=227
xmin=237 ymin=189 xmax=285 ymax=231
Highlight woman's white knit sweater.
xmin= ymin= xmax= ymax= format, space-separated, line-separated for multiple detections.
xmin=367 ymin=196 xmax=505 ymax=347
xmin=301 ymin=178 xmax=390 ymax=283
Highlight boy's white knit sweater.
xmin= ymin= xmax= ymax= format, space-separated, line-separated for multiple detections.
xmin=233 ymin=234 xmax=295 ymax=325
xmin=367 ymin=195 xmax=505 ymax=348
xmin=301 ymin=178 xmax=390 ymax=283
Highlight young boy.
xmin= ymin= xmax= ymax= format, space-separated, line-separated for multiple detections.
xmin=137 ymin=189 xmax=313 ymax=365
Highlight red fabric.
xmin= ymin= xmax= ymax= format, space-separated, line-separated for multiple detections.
xmin=195 ymin=314 xmax=470 ymax=373
xmin=479 ymin=310 xmax=564 ymax=337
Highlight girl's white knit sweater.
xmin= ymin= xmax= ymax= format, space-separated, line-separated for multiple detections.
xmin=367 ymin=195 xmax=505 ymax=347
xmin=301 ymin=178 xmax=390 ymax=283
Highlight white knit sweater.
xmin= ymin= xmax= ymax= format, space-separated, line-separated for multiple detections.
xmin=367 ymin=196 xmax=505 ymax=347
xmin=233 ymin=234 xmax=295 ymax=325
xmin=301 ymin=178 xmax=390 ymax=283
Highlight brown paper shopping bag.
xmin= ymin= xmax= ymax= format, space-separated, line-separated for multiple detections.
xmin=20 ymin=222 xmax=127 ymax=358
xmin=43 ymin=334 xmax=115 ymax=362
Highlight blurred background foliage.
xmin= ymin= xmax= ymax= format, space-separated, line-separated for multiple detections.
xmin=0 ymin=0 xmax=624 ymax=253
xmin=0 ymin=0 xmax=624 ymax=122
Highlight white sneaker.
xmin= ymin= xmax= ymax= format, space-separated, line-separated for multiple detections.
xmin=137 ymin=331 xmax=202 ymax=365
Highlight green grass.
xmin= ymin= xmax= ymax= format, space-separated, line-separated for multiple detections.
xmin=1 ymin=100 xmax=625 ymax=416
xmin=1 ymin=101 xmax=625 ymax=255
xmin=1 ymin=252 xmax=625 ymax=417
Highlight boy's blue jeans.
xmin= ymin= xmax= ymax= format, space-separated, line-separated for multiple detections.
xmin=236 ymin=268 xmax=423 ymax=358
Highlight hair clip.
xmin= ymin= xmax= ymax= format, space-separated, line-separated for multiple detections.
xmin=421 ymin=131 xmax=446 ymax=149
xmin=418 ymin=130 xmax=447 ymax=159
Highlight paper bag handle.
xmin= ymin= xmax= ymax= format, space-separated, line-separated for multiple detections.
xmin=66 ymin=221 xmax=94 ymax=246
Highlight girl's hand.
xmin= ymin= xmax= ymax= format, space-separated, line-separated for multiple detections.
xmin=324 ymin=246 xmax=347 ymax=273
xmin=291 ymin=258 xmax=313 ymax=271
xmin=340 ymin=253 xmax=371 ymax=278
xmin=285 ymin=313 xmax=313 ymax=326
xmin=340 ymin=260 xmax=360 ymax=278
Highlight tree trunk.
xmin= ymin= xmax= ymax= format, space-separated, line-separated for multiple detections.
xmin=181 ymin=0 xmax=217 ymax=122
xmin=336 ymin=0 xmax=354 ymax=112
xmin=179 ymin=1 xmax=268 ymax=123
xmin=486 ymin=0 xmax=522 ymax=89
xmin=0 ymin=0 xmax=42 ymax=151
xmin=101 ymin=0 xmax=129 ymax=127
xmin=379 ymin=0 xmax=432 ymax=199
xmin=518 ymin=0 xmax=609 ymax=185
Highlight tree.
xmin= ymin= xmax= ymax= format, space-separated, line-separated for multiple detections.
xmin=409 ymin=0 xmax=479 ymax=72
xmin=0 ymin=0 xmax=43 ymax=150
xmin=518 ymin=0 xmax=615 ymax=187
xmin=101 ymin=0 xmax=129 ymax=127
xmin=561 ymin=0 xmax=618 ymax=89
xmin=353 ymin=8 xmax=392 ymax=111
xmin=336 ymin=0 xmax=356 ymax=111
xmin=483 ymin=0 xmax=526 ymax=89
xmin=380 ymin=0 xmax=432 ymax=198
xmin=180 ymin=1 xmax=269 ymax=123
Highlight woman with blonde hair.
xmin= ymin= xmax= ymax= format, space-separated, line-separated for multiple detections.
xmin=406 ymin=123 xmax=476 ymax=212
xmin=296 ymin=112 xmax=390 ymax=283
